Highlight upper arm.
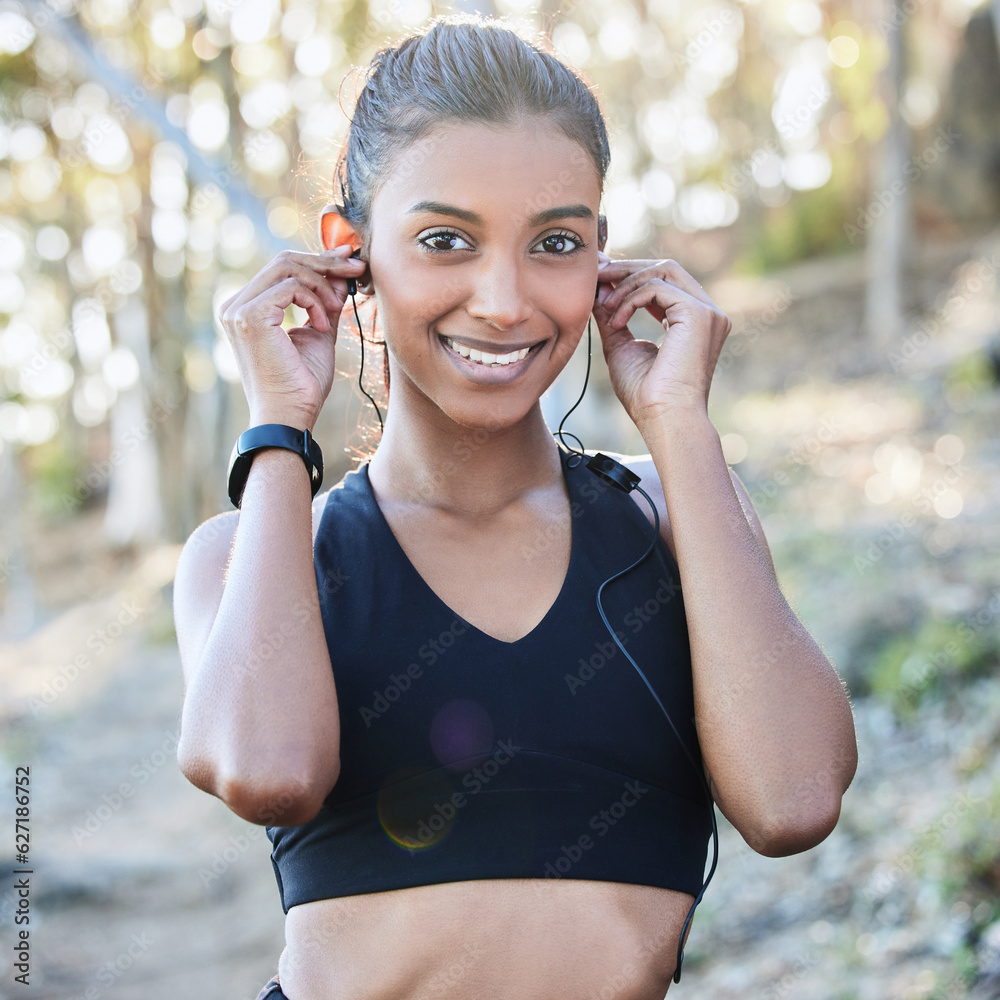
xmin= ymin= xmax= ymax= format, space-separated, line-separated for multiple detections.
xmin=173 ymin=488 xmax=333 ymax=690
xmin=173 ymin=511 xmax=239 ymax=690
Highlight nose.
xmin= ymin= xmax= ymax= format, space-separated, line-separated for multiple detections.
xmin=465 ymin=254 xmax=534 ymax=332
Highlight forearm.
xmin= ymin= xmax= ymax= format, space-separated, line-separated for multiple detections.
xmin=640 ymin=408 xmax=857 ymax=852
xmin=178 ymin=448 xmax=340 ymax=822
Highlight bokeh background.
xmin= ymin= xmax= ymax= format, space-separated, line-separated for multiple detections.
xmin=1 ymin=0 xmax=999 ymax=996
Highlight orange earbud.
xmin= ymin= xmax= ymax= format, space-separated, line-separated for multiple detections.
xmin=321 ymin=211 xmax=362 ymax=253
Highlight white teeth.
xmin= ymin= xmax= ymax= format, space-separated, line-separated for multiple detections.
xmin=444 ymin=338 xmax=533 ymax=366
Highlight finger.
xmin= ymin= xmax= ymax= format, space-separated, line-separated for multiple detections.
xmin=604 ymin=278 xmax=705 ymax=331
xmin=280 ymin=247 xmax=365 ymax=278
xmin=285 ymin=279 xmax=336 ymax=333
xmin=266 ymin=258 xmax=353 ymax=316
xmin=594 ymin=259 xmax=665 ymax=313
xmin=594 ymin=257 xmax=637 ymax=290
xmin=226 ymin=249 xmax=361 ymax=310
xmin=290 ymin=259 xmax=354 ymax=314
xmin=232 ymin=276 xmax=333 ymax=335
xmin=592 ymin=280 xmax=645 ymax=350
xmin=228 ymin=258 xmax=349 ymax=324
xmin=601 ymin=259 xmax=716 ymax=312
xmin=601 ymin=261 xmax=712 ymax=314
xmin=287 ymin=324 xmax=337 ymax=351
xmin=592 ymin=307 xmax=660 ymax=383
xmin=593 ymin=303 xmax=639 ymax=359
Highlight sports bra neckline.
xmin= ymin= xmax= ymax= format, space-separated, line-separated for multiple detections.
xmin=357 ymin=445 xmax=580 ymax=647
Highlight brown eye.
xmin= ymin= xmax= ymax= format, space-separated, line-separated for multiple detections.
xmin=535 ymin=232 xmax=585 ymax=254
xmin=419 ymin=231 xmax=471 ymax=252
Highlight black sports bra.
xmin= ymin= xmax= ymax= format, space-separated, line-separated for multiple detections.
xmin=266 ymin=446 xmax=712 ymax=911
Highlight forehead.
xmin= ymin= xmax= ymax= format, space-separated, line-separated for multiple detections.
xmin=372 ymin=118 xmax=602 ymax=227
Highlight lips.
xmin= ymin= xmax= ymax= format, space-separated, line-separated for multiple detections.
xmin=441 ymin=336 xmax=531 ymax=367
xmin=437 ymin=333 xmax=545 ymax=383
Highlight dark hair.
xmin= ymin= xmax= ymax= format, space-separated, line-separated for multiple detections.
xmin=330 ymin=12 xmax=611 ymax=436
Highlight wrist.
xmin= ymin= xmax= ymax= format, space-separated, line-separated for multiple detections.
xmin=636 ymin=403 xmax=715 ymax=447
xmin=237 ymin=448 xmax=315 ymax=511
xmin=248 ymin=407 xmax=317 ymax=433
xmin=242 ymin=445 xmax=313 ymax=474
xmin=228 ymin=423 xmax=324 ymax=508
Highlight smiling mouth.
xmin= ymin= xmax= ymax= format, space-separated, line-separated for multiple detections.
xmin=440 ymin=335 xmax=542 ymax=367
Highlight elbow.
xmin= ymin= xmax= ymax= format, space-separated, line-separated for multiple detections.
xmin=743 ymin=786 xmax=845 ymax=858
xmin=217 ymin=769 xmax=334 ymax=827
xmin=744 ymin=729 xmax=859 ymax=858
xmin=177 ymin=736 xmax=339 ymax=826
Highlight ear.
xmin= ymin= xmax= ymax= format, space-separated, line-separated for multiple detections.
xmin=320 ymin=205 xmax=362 ymax=252
xmin=597 ymin=213 xmax=607 ymax=252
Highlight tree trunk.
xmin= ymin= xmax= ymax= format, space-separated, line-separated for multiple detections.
xmin=864 ymin=0 xmax=911 ymax=348
xmin=103 ymin=295 xmax=162 ymax=546
xmin=0 ymin=447 xmax=37 ymax=638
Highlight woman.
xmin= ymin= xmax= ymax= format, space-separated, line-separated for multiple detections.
xmin=172 ymin=14 xmax=858 ymax=1000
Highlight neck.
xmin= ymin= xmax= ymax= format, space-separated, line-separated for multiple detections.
xmin=366 ymin=381 xmax=565 ymax=519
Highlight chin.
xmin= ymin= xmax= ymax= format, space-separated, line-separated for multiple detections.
xmin=439 ymin=396 xmax=539 ymax=437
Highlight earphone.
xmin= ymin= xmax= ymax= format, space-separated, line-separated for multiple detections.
xmin=554 ymin=306 xmax=719 ymax=985
xmin=343 ymin=263 xmax=718 ymax=982
xmin=345 ymin=247 xmax=384 ymax=436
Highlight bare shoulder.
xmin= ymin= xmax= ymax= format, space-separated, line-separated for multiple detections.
xmin=172 ymin=489 xmax=333 ymax=686
xmin=583 ymin=450 xmax=774 ymax=573
xmin=583 ymin=449 xmax=676 ymax=562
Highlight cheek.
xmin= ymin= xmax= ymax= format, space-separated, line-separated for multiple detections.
xmin=544 ymin=274 xmax=596 ymax=331
xmin=377 ymin=261 xmax=456 ymax=327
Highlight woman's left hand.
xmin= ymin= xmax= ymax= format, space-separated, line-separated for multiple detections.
xmin=592 ymin=252 xmax=732 ymax=428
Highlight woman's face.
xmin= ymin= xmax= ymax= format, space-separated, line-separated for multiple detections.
xmin=364 ymin=117 xmax=604 ymax=433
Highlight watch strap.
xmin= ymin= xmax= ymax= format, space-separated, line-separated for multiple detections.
xmin=227 ymin=424 xmax=324 ymax=508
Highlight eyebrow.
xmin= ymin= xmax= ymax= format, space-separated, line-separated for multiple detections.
xmin=406 ymin=200 xmax=595 ymax=228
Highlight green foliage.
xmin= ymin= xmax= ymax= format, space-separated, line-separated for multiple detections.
xmin=733 ymin=180 xmax=857 ymax=275
xmin=145 ymin=601 xmax=178 ymax=646
xmin=23 ymin=437 xmax=89 ymax=522
xmin=868 ymin=618 xmax=999 ymax=718
xmin=927 ymin=949 xmax=979 ymax=1000
xmin=948 ymin=783 xmax=1000 ymax=898
xmin=945 ymin=352 xmax=995 ymax=397
xmin=915 ymin=777 xmax=1000 ymax=929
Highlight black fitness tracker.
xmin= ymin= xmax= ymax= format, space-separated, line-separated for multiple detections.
xmin=227 ymin=423 xmax=324 ymax=508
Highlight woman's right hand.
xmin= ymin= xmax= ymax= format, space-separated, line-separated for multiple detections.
xmin=218 ymin=245 xmax=367 ymax=431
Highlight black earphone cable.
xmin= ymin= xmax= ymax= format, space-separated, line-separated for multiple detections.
xmin=347 ymin=285 xmax=384 ymax=437
xmin=554 ymin=309 xmax=719 ymax=984
xmin=554 ymin=316 xmax=593 ymax=466
xmin=345 ymin=273 xmax=717 ymax=979
xmin=592 ymin=491 xmax=719 ymax=982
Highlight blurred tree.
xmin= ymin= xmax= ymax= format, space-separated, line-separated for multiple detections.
xmin=863 ymin=0 xmax=910 ymax=348
xmin=0 ymin=0 xmax=995 ymax=568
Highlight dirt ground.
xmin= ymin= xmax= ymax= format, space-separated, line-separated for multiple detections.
xmin=0 ymin=541 xmax=288 ymax=1000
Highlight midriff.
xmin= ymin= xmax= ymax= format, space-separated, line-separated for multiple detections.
xmin=277 ymin=878 xmax=693 ymax=1000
